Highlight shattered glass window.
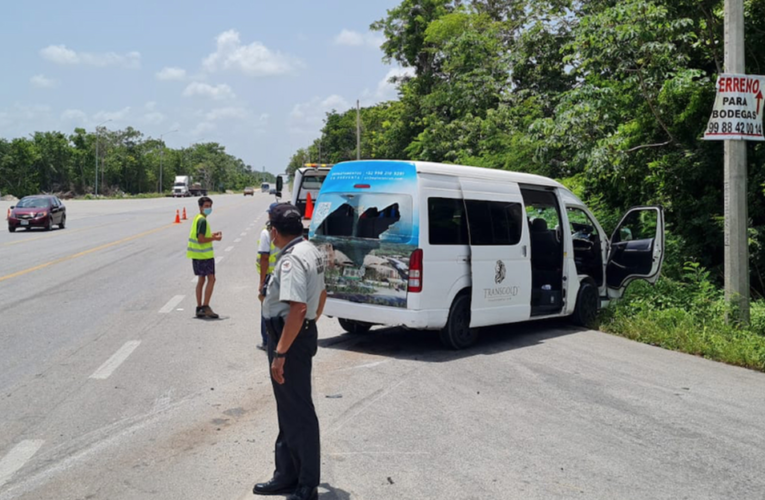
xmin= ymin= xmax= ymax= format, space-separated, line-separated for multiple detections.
xmin=314 ymin=194 xmax=412 ymax=242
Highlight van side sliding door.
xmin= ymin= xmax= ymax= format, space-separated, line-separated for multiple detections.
xmin=459 ymin=179 xmax=532 ymax=327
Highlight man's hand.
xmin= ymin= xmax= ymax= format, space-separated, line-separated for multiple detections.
xmin=271 ymin=357 xmax=285 ymax=385
xmin=213 ymin=232 xmax=222 ymax=241
xmin=258 ymin=293 xmax=265 ymax=303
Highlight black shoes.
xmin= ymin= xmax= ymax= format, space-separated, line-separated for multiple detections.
xmin=287 ymin=486 xmax=318 ymax=500
xmin=195 ymin=306 xmax=205 ymax=318
xmin=253 ymin=477 xmax=297 ymax=496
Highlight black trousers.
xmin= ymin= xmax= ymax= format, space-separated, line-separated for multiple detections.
xmin=265 ymin=316 xmax=320 ymax=488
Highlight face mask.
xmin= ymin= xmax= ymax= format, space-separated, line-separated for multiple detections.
xmin=203 ymin=208 xmax=212 ymax=216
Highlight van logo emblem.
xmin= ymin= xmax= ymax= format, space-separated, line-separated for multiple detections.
xmin=495 ymin=260 xmax=506 ymax=284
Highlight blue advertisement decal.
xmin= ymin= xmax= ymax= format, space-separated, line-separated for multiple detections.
xmin=309 ymin=161 xmax=419 ymax=308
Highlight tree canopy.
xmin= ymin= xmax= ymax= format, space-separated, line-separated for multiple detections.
xmin=289 ymin=0 xmax=765 ymax=293
xmin=0 ymin=127 xmax=265 ymax=198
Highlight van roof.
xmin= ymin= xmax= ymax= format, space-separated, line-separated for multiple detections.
xmin=335 ymin=160 xmax=565 ymax=190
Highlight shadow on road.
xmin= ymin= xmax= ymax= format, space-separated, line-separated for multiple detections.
xmin=319 ymin=482 xmax=352 ymax=499
xmin=319 ymin=318 xmax=586 ymax=363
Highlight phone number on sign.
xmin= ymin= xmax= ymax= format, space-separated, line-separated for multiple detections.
xmin=707 ymin=121 xmax=764 ymax=136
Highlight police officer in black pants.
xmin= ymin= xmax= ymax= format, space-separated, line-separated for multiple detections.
xmin=254 ymin=203 xmax=326 ymax=500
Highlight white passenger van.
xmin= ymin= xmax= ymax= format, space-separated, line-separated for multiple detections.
xmin=308 ymin=160 xmax=665 ymax=349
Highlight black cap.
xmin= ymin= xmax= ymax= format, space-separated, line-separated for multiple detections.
xmin=270 ymin=203 xmax=302 ymax=229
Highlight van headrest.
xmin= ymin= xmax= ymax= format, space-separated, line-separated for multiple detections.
xmin=531 ymin=218 xmax=548 ymax=232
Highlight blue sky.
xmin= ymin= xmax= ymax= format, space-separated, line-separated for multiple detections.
xmin=0 ymin=0 xmax=410 ymax=175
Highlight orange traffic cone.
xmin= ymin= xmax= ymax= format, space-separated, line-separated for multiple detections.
xmin=174 ymin=210 xmax=181 ymax=224
xmin=182 ymin=207 xmax=187 ymax=220
xmin=305 ymin=192 xmax=314 ymax=220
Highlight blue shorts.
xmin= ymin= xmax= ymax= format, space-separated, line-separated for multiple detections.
xmin=192 ymin=258 xmax=215 ymax=276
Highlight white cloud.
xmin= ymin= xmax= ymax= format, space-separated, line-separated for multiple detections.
xmin=30 ymin=74 xmax=58 ymax=88
xmin=0 ymin=104 xmax=54 ymax=131
xmin=183 ymin=82 xmax=236 ymax=100
xmin=373 ymin=67 xmax=415 ymax=101
xmin=289 ymin=94 xmax=351 ymax=135
xmin=202 ymin=29 xmax=302 ymax=77
xmin=204 ymin=107 xmax=248 ymax=121
xmin=156 ymin=67 xmax=187 ymax=81
xmin=93 ymin=107 xmax=131 ymax=122
xmin=40 ymin=45 xmax=141 ymax=69
xmin=143 ymin=112 xmax=166 ymax=125
xmin=192 ymin=122 xmax=217 ymax=136
xmin=61 ymin=109 xmax=88 ymax=122
xmin=334 ymin=29 xmax=384 ymax=48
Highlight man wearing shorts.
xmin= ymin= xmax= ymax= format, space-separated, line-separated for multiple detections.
xmin=188 ymin=196 xmax=222 ymax=318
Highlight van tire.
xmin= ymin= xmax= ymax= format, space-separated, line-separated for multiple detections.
xmin=572 ymin=280 xmax=599 ymax=327
xmin=440 ymin=293 xmax=477 ymax=350
xmin=338 ymin=318 xmax=372 ymax=334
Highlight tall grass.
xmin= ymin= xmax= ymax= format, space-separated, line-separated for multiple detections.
xmin=599 ymin=262 xmax=765 ymax=372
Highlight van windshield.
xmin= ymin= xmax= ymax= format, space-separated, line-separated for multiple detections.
xmin=313 ymin=194 xmax=413 ymax=242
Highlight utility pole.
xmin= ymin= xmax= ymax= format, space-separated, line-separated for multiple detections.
xmin=94 ymin=119 xmax=112 ymax=196
xmin=356 ymin=100 xmax=361 ymax=160
xmin=724 ymin=0 xmax=749 ymax=322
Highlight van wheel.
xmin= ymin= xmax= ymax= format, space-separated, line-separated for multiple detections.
xmin=572 ymin=281 xmax=599 ymax=327
xmin=338 ymin=318 xmax=372 ymax=334
xmin=439 ymin=293 xmax=477 ymax=349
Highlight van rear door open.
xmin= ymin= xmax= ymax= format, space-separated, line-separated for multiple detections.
xmin=459 ymin=179 xmax=532 ymax=327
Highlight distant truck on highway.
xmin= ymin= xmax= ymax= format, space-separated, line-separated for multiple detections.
xmin=173 ymin=176 xmax=207 ymax=197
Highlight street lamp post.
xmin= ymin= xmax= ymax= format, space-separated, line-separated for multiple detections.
xmin=159 ymin=128 xmax=179 ymax=193
xmin=94 ymin=119 xmax=112 ymax=196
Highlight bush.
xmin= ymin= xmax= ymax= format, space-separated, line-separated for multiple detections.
xmin=599 ymin=262 xmax=765 ymax=372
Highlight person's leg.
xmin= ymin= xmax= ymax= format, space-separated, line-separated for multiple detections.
xmin=203 ymin=274 xmax=216 ymax=307
xmin=268 ymin=328 xmax=298 ymax=482
xmin=277 ymin=324 xmax=320 ymax=489
xmin=260 ymin=315 xmax=269 ymax=347
xmin=196 ymin=276 xmax=205 ymax=307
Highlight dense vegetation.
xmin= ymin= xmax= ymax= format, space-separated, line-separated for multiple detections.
xmin=287 ymin=0 xmax=765 ymax=369
xmin=0 ymin=127 xmax=268 ymax=198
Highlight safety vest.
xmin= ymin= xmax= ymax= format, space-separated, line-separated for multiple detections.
xmin=256 ymin=227 xmax=277 ymax=274
xmin=187 ymin=214 xmax=214 ymax=259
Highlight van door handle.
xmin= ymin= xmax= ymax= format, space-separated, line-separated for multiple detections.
xmin=522 ymin=245 xmax=527 ymax=257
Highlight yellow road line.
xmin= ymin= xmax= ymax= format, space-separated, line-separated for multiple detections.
xmin=0 ymin=224 xmax=174 ymax=283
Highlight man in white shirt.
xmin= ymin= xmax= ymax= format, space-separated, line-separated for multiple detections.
xmin=257 ymin=202 xmax=279 ymax=350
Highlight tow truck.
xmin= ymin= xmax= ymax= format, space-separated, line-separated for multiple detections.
xmin=274 ymin=164 xmax=332 ymax=235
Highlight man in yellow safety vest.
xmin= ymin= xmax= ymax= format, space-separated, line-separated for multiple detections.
xmin=256 ymin=202 xmax=279 ymax=350
xmin=187 ymin=196 xmax=222 ymax=318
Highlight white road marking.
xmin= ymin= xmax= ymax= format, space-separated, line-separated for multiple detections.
xmin=89 ymin=341 xmax=141 ymax=380
xmin=240 ymin=232 xmax=247 ymax=236
xmin=234 ymin=238 xmax=242 ymax=243
xmin=0 ymin=440 xmax=45 ymax=488
xmin=159 ymin=295 xmax=185 ymax=314
xmin=215 ymin=256 xmax=224 ymax=264
xmin=225 ymin=246 xmax=234 ymax=252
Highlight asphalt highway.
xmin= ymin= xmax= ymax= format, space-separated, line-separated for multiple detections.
xmin=1 ymin=194 xmax=764 ymax=500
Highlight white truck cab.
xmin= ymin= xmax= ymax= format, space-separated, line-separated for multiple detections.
xmin=309 ymin=160 xmax=665 ymax=349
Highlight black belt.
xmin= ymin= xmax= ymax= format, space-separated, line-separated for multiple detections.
xmin=265 ymin=317 xmax=316 ymax=338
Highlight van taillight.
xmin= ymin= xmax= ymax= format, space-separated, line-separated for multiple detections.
xmin=408 ymin=249 xmax=423 ymax=293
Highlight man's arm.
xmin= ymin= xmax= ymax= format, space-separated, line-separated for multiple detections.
xmin=259 ymin=254 xmax=270 ymax=287
xmin=316 ymin=290 xmax=327 ymax=320
xmin=271 ymin=301 xmax=307 ymax=384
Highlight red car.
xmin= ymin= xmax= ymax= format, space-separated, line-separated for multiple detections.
xmin=8 ymin=195 xmax=67 ymax=232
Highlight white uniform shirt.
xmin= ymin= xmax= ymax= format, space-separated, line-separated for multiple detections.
xmin=263 ymin=237 xmax=326 ymax=320
xmin=258 ymin=228 xmax=271 ymax=254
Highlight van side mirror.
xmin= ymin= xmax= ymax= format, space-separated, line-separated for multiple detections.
xmin=275 ymin=176 xmax=283 ymax=199
xmin=10 ymin=206 xmax=14 ymax=209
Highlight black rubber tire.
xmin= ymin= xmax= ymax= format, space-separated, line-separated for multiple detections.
xmin=338 ymin=318 xmax=373 ymax=334
xmin=59 ymin=216 xmax=66 ymax=229
xmin=572 ymin=281 xmax=599 ymax=327
xmin=439 ymin=293 xmax=478 ymax=350
xmin=45 ymin=217 xmax=52 ymax=231
xmin=8 ymin=226 xmax=15 ymax=233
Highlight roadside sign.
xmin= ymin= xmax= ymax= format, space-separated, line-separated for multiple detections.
xmin=704 ymin=74 xmax=765 ymax=141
